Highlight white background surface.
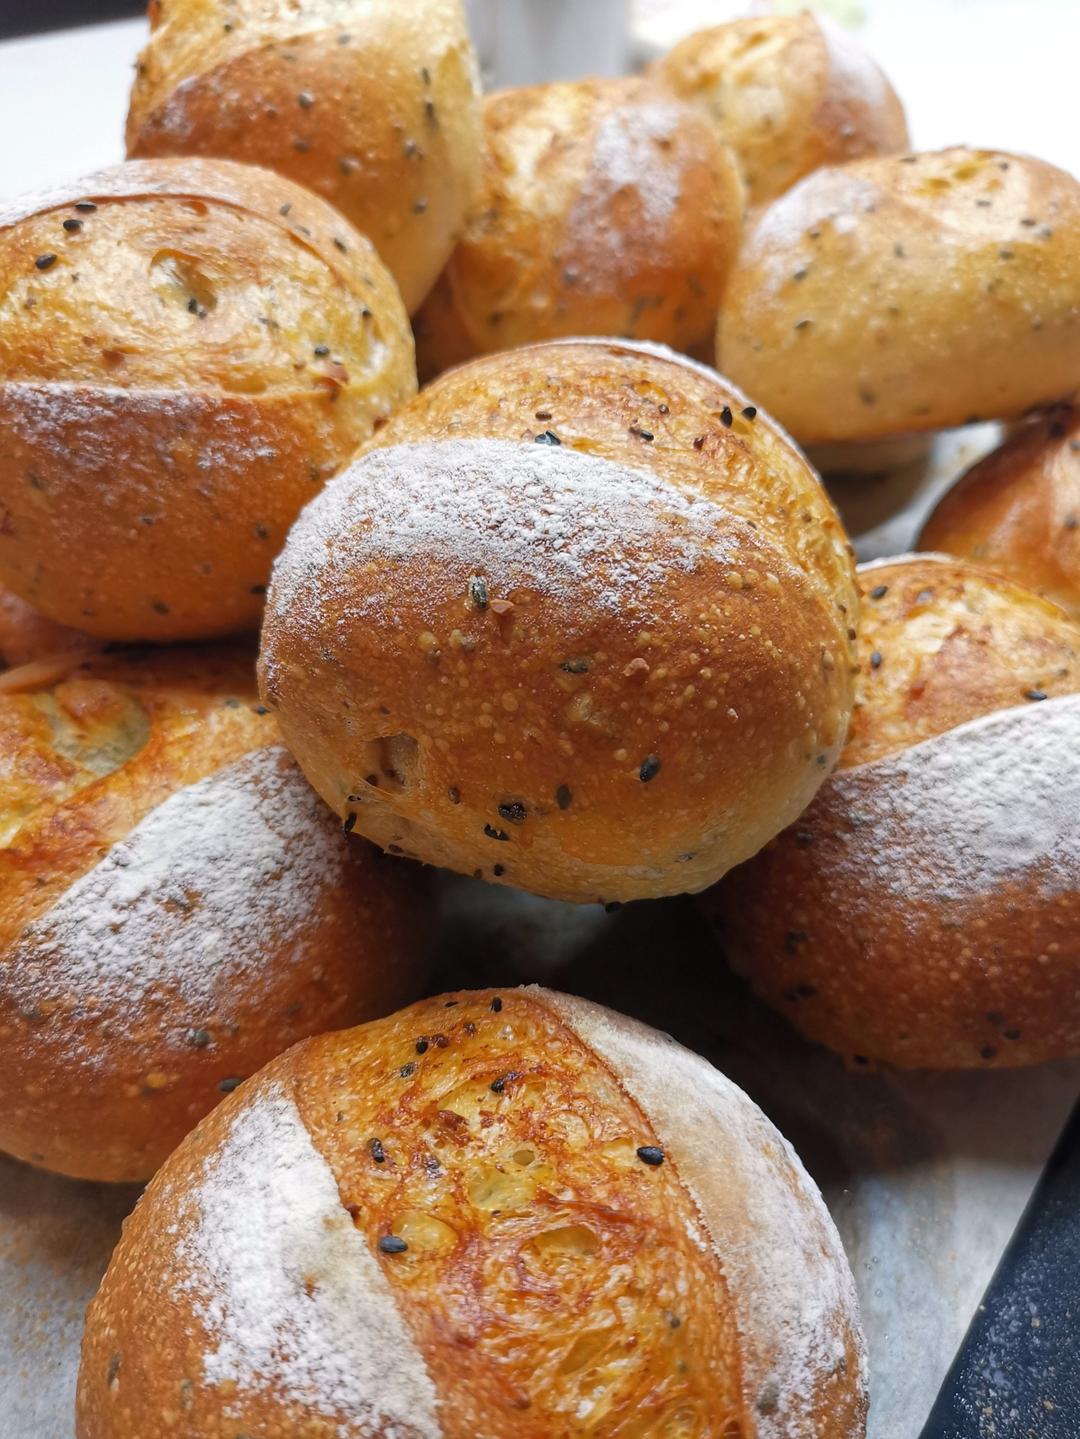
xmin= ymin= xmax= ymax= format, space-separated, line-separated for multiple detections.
xmin=1 ymin=3 xmax=1079 ymax=1438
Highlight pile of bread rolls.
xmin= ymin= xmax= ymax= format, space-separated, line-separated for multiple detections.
xmin=0 ymin=1 xmax=1077 ymax=1434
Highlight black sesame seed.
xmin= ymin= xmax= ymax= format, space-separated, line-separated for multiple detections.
xmin=692 ymin=434 xmax=705 ymax=450
xmin=218 ymin=1076 xmax=243 ymax=1093
xmin=342 ymin=811 xmax=357 ymax=834
xmin=314 ymin=343 xmax=330 ymax=356
xmin=869 ymin=584 xmax=888 ymax=600
xmin=719 ymin=405 xmax=733 ymax=427
xmin=184 ymin=1027 xmax=211 ymax=1048
xmin=415 ymin=1038 xmax=429 ymax=1054
xmin=297 ymin=90 xmax=314 ymax=108
xmin=636 ymin=1145 xmax=665 ymax=1166
xmin=484 ymin=823 xmax=510 ymax=841
xmin=1025 ymin=688 xmax=1048 ymax=702
xmin=467 ymin=575 xmax=488 ymax=609
xmin=63 ymin=218 xmax=82 ymax=232
xmin=493 ymin=863 xmax=505 ymax=877
xmin=869 ymin=651 xmax=883 ymax=670
xmin=490 ymin=1071 xmax=520 ymax=1094
xmin=498 ymin=801 xmax=527 ymax=824
xmin=399 ymin=1062 xmax=415 ymax=1078
xmin=378 ymin=1235 xmax=408 ymax=1254
xmin=741 ymin=406 xmax=757 ymax=420
xmin=491 ymin=996 xmax=503 ymax=1012
xmin=629 ymin=425 xmax=654 ymax=441
xmin=534 ymin=429 xmax=561 ymax=445
xmin=561 ymin=657 xmax=590 ymax=674
xmin=279 ymin=202 xmax=292 ymax=216
xmin=639 ymin=755 xmax=661 ymax=783
xmin=555 ymin=784 xmax=572 ymax=810
xmin=369 ymin=1137 xmax=386 ymax=1164
xmin=74 ymin=200 xmax=97 ymax=212
xmin=448 ymin=786 xmax=461 ymax=804
xmin=35 ymin=253 xmax=58 ymax=271
xmin=333 ymin=237 xmax=347 ymax=252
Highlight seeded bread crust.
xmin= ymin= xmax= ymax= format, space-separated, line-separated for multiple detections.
xmin=77 ymin=987 xmax=867 ymax=1437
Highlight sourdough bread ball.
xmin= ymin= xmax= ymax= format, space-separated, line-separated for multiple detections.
xmin=716 ymin=148 xmax=1080 ymax=447
xmin=77 ymin=987 xmax=867 ymax=1438
xmin=126 ymin=0 xmax=481 ymax=313
xmin=702 ymin=555 xmax=1080 ymax=1068
xmin=654 ymin=11 xmax=908 ymax=207
xmin=920 ymin=409 xmax=1080 ymax=617
xmin=414 ymin=77 xmax=745 ymax=377
xmin=0 ymin=646 xmax=427 ymax=1182
xmin=259 ymin=340 xmax=858 ymax=903
xmin=0 ymin=158 xmax=415 ymax=642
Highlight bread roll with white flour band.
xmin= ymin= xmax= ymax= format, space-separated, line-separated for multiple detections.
xmin=259 ymin=338 xmax=859 ymax=904
xmin=702 ymin=555 xmax=1080 ymax=1068
xmin=0 ymin=647 xmax=428 ymax=1182
xmin=76 ymin=987 xmax=868 ymax=1437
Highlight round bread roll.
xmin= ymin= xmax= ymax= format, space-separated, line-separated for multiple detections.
xmin=0 ymin=646 xmax=427 ymax=1183
xmin=76 ymin=986 xmax=867 ymax=1438
xmin=716 ymin=148 xmax=1080 ymax=447
xmin=413 ymin=77 xmax=745 ymax=377
xmin=920 ymin=409 xmax=1080 ymax=618
xmin=0 ymin=158 xmax=415 ymax=642
xmin=126 ymin=0 xmax=481 ymax=313
xmin=259 ymin=339 xmax=858 ymax=904
xmin=0 ymin=584 xmax=97 ymax=670
xmin=702 ymin=554 xmax=1080 ymax=1069
xmin=654 ymin=11 xmax=908 ymax=208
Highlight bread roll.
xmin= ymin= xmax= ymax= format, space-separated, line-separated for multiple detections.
xmin=413 ymin=77 xmax=745 ymax=377
xmin=259 ymin=339 xmax=858 ymax=904
xmin=716 ymin=148 xmax=1080 ymax=447
xmin=76 ymin=986 xmax=867 ymax=1438
xmin=0 ymin=158 xmax=415 ymax=642
xmin=0 ymin=646 xmax=427 ymax=1182
xmin=126 ymin=0 xmax=481 ymax=313
xmin=920 ymin=409 xmax=1080 ymax=617
xmin=0 ymin=584 xmax=97 ymax=670
xmin=654 ymin=11 xmax=908 ymax=207
xmin=702 ymin=554 xmax=1080 ymax=1069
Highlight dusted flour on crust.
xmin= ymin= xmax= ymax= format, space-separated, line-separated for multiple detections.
xmin=834 ymin=692 xmax=1080 ymax=905
xmin=179 ymin=1080 xmax=441 ymax=1436
xmin=540 ymin=989 xmax=867 ymax=1438
xmin=8 ymin=745 xmax=344 ymax=1064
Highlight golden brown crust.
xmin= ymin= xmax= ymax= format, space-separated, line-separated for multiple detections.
xmin=0 ymin=646 xmax=427 ymax=1181
xmin=920 ymin=410 xmax=1080 ymax=618
xmin=0 ymin=158 xmax=416 ymax=641
xmin=78 ymin=988 xmax=866 ymax=1437
xmin=845 ymin=554 xmax=1080 ymax=766
xmin=702 ymin=556 xmax=1080 ymax=1069
xmin=413 ymin=77 xmax=745 ymax=377
xmin=654 ymin=12 xmax=908 ymax=206
xmin=716 ymin=148 xmax=1080 ymax=445
xmin=126 ymin=0 xmax=482 ymax=312
xmin=0 ymin=583 xmax=97 ymax=669
xmin=260 ymin=340 xmax=858 ymax=903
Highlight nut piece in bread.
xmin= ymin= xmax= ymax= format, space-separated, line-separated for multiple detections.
xmin=126 ymin=0 xmax=481 ymax=313
xmin=0 ymin=158 xmax=416 ymax=642
xmin=414 ymin=77 xmax=745 ymax=377
xmin=259 ymin=339 xmax=858 ymax=904
xmin=0 ymin=647 xmax=427 ymax=1182
xmin=76 ymin=987 xmax=867 ymax=1438
xmin=654 ymin=11 xmax=908 ymax=207
xmin=920 ymin=409 xmax=1080 ymax=618
xmin=702 ymin=555 xmax=1080 ymax=1069
xmin=0 ymin=584 xmax=97 ymax=670
xmin=716 ymin=148 xmax=1080 ymax=447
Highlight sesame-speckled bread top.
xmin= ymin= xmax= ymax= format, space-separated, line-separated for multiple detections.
xmin=77 ymin=987 xmax=867 ymax=1438
xmin=716 ymin=148 xmax=1080 ymax=445
xmin=259 ymin=340 xmax=859 ymax=903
